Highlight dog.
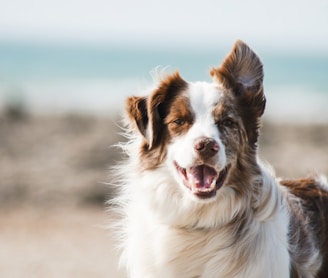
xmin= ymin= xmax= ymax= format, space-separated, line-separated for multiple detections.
xmin=111 ymin=40 xmax=328 ymax=277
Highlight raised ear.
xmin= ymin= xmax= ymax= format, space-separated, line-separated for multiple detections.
xmin=125 ymin=72 xmax=187 ymax=150
xmin=210 ymin=40 xmax=263 ymax=93
xmin=210 ymin=40 xmax=265 ymax=118
xmin=211 ymin=40 xmax=266 ymax=147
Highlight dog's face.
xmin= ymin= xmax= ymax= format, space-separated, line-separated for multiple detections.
xmin=126 ymin=40 xmax=265 ymax=203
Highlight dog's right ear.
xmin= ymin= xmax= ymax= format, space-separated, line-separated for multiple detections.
xmin=125 ymin=72 xmax=187 ymax=150
xmin=125 ymin=96 xmax=149 ymax=139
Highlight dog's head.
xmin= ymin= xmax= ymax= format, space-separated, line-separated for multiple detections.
xmin=125 ymin=40 xmax=265 ymax=203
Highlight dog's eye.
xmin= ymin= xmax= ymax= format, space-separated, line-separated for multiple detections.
xmin=173 ymin=119 xmax=185 ymax=126
xmin=223 ymin=119 xmax=234 ymax=127
xmin=218 ymin=118 xmax=235 ymax=128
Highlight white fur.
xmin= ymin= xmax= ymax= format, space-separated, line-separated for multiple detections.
xmin=113 ymin=81 xmax=291 ymax=277
xmin=167 ymin=82 xmax=227 ymax=200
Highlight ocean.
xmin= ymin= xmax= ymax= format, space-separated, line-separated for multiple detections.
xmin=0 ymin=41 xmax=327 ymax=123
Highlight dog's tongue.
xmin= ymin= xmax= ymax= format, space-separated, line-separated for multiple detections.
xmin=187 ymin=165 xmax=217 ymax=189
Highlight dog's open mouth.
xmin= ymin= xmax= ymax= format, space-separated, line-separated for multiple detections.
xmin=174 ymin=162 xmax=230 ymax=199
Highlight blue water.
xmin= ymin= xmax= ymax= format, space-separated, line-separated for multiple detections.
xmin=1 ymin=41 xmax=327 ymax=85
xmin=0 ymin=41 xmax=327 ymax=121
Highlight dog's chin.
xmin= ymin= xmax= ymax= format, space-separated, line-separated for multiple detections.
xmin=174 ymin=161 xmax=230 ymax=200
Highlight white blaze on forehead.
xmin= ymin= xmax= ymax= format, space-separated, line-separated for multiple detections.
xmin=187 ymin=82 xmax=223 ymax=114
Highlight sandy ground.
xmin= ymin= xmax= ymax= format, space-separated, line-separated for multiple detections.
xmin=0 ymin=111 xmax=327 ymax=277
xmin=0 ymin=206 xmax=124 ymax=278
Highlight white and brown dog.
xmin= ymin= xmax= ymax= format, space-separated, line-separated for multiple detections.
xmin=111 ymin=40 xmax=328 ymax=277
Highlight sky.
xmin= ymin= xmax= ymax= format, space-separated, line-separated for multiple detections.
xmin=1 ymin=0 xmax=328 ymax=53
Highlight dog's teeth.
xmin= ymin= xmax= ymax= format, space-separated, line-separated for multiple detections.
xmin=210 ymin=178 xmax=217 ymax=189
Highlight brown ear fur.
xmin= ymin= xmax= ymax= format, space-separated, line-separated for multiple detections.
xmin=211 ymin=40 xmax=266 ymax=117
xmin=125 ymin=96 xmax=148 ymax=138
xmin=210 ymin=40 xmax=263 ymax=93
xmin=147 ymin=72 xmax=187 ymax=149
xmin=125 ymin=72 xmax=187 ymax=150
xmin=211 ymin=40 xmax=266 ymax=147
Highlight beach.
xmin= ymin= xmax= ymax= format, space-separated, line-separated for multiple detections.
xmin=0 ymin=1 xmax=327 ymax=276
xmin=1 ymin=112 xmax=328 ymax=277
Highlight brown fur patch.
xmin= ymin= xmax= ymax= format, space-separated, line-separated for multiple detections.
xmin=235 ymin=89 xmax=266 ymax=147
xmin=209 ymin=85 xmax=265 ymax=234
xmin=210 ymin=40 xmax=265 ymax=148
xmin=126 ymin=96 xmax=148 ymax=138
xmin=164 ymin=95 xmax=194 ymax=137
xmin=211 ymin=92 xmax=262 ymax=201
xmin=147 ymin=72 xmax=188 ymax=150
xmin=126 ymin=72 xmax=188 ymax=170
xmin=210 ymin=40 xmax=263 ymax=93
xmin=281 ymin=178 xmax=328 ymax=277
xmin=213 ymin=95 xmax=247 ymax=162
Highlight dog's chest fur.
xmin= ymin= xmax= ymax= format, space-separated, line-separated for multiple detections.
xmin=125 ymin=193 xmax=290 ymax=278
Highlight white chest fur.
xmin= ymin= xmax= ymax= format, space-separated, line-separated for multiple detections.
xmin=122 ymin=198 xmax=290 ymax=278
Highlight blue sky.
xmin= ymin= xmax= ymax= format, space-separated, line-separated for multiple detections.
xmin=1 ymin=0 xmax=328 ymax=53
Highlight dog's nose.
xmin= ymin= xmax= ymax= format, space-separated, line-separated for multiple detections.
xmin=194 ymin=138 xmax=219 ymax=159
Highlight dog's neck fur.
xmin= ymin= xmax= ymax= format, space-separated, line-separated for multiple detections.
xmin=117 ymin=150 xmax=290 ymax=277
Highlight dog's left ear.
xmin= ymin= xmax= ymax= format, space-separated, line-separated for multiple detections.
xmin=210 ymin=40 xmax=265 ymax=117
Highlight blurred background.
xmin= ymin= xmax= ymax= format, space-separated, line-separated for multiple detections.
xmin=0 ymin=0 xmax=327 ymax=277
